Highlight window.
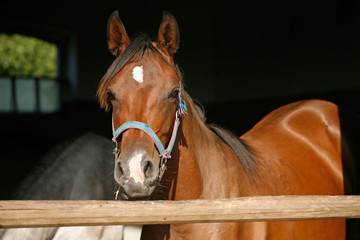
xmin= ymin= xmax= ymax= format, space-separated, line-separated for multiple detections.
xmin=0 ymin=33 xmax=60 ymax=113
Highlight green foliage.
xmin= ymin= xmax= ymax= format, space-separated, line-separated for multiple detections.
xmin=0 ymin=34 xmax=57 ymax=78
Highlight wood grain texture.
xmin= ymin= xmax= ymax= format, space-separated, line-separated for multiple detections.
xmin=1 ymin=195 xmax=359 ymax=228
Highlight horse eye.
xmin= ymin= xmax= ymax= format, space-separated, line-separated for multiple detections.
xmin=107 ymin=91 xmax=115 ymax=101
xmin=169 ymin=89 xmax=180 ymax=99
xmin=107 ymin=91 xmax=116 ymax=107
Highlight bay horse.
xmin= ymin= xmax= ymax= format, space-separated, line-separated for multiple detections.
xmin=97 ymin=11 xmax=346 ymax=239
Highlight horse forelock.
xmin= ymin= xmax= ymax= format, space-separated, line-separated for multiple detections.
xmin=97 ymin=35 xmax=182 ymax=111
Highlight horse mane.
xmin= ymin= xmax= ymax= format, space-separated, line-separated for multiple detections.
xmin=97 ymin=35 xmax=256 ymax=175
xmin=190 ymin=99 xmax=257 ymax=175
xmin=208 ymin=124 xmax=256 ymax=174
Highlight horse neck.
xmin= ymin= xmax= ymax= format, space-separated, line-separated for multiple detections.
xmin=168 ymin=96 xmax=253 ymax=200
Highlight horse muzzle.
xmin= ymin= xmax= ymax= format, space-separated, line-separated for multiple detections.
xmin=114 ymin=148 xmax=160 ymax=200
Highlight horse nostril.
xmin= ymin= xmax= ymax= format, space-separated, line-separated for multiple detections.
xmin=143 ymin=160 xmax=154 ymax=179
xmin=119 ymin=162 xmax=124 ymax=176
xmin=114 ymin=161 xmax=124 ymax=183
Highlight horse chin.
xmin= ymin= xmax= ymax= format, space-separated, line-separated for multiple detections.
xmin=119 ymin=192 xmax=151 ymax=201
xmin=117 ymin=183 xmax=156 ymax=201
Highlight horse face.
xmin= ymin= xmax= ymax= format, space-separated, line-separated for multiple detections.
xmin=108 ymin=53 xmax=180 ymax=199
xmin=100 ymin=11 xmax=181 ymax=200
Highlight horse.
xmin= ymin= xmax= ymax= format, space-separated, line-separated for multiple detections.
xmin=0 ymin=133 xmax=129 ymax=240
xmin=96 ymin=10 xmax=351 ymax=239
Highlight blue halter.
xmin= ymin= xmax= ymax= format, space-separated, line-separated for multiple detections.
xmin=112 ymin=88 xmax=187 ymax=159
xmin=113 ymin=121 xmax=170 ymax=158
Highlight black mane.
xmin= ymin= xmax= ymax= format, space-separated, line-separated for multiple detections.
xmin=192 ymin=101 xmax=256 ymax=175
xmin=208 ymin=123 xmax=257 ymax=174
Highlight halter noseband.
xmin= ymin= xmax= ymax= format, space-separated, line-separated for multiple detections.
xmin=111 ymin=84 xmax=187 ymax=178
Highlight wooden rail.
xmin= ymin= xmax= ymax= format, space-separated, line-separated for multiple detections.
xmin=1 ymin=195 xmax=360 ymax=228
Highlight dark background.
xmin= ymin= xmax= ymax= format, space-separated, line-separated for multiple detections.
xmin=1 ymin=0 xmax=360 ymax=199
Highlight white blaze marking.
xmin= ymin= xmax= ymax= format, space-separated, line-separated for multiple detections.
xmin=128 ymin=153 xmax=145 ymax=184
xmin=132 ymin=66 xmax=143 ymax=83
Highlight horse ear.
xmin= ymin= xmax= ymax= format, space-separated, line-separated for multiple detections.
xmin=156 ymin=11 xmax=180 ymax=56
xmin=107 ymin=10 xmax=130 ymax=57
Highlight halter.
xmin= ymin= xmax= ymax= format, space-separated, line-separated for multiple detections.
xmin=111 ymin=83 xmax=187 ymax=179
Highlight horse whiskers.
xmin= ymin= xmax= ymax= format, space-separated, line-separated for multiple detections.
xmin=150 ymin=179 xmax=173 ymax=200
xmin=114 ymin=185 xmax=121 ymax=200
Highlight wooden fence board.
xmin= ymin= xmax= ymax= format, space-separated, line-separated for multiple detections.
xmin=1 ymin=195 xmax=360 ymax=228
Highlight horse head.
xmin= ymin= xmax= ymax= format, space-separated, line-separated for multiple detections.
xmin=97 ymin=11 xmax=184 ymax=200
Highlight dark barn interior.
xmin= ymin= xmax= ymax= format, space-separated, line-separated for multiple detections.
xmin=1 ymin=0 xmax=360 ymax=199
